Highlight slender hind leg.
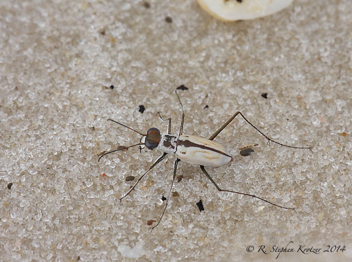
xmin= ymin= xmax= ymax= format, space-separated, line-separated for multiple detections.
xmin=151 ymin=159 xmax=180 ymax=231
xmin=175 ymin=91 xmax=185 ymax=136
xmin=120 ymin=153 xmax=167 ymax=201
xmin=200 ymin=166 xmax=296 ymax=211
xmin=209 ymin=111 xmax=312 ymax=150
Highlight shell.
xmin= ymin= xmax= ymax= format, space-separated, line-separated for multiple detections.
xmin=197 ymin=0 xmax=294 ymax=21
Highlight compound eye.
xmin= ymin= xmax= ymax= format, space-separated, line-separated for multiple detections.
xmin=145 ymin=128 xmax=161 ymax=150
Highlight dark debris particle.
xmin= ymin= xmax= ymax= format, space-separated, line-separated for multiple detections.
xmin=165 ymin=16 xmax=173 ymax=23
xmin=110 ymin=85 xmax=114 ymax=90
xmin=77 ymin=256 xmax=81 ymax=261
xmin=240 ymin=147 xmax=255 ymax=156
xmin=204 ymin=105 xmax=209 ymax=109
xmin=125 ymin=176 xmax=135 ymax=181
xmin=196 ymin=200 xmax=204 ymax=212
xmin=7 ymin=183 xmax=13 ymax=189
xmin=99 ymin=29 xmax=106 ymax=36
xmin=138 ymin=105 xmax=145 ymax=113
xmin=161 ymin=196 xmax=167 ymax=201
xmin=143 ymin=2 xmax=150 ymax=8
xmin=261 ymin=92 xmax=268 ymax=99
xmin=236 ymin=0 xmax=243 ymax=3
xmin=176 ymin=84 xmax=188 ymax=91
xmin=147 ymin=219 xmax=156 ymax=226
xmin=172 ymin=192 xmax=180 ymax=197
xmin=176 ymin=175 xmax=183 ymax=182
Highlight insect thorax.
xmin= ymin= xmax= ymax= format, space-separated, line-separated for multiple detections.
xmin=157 ymin=134 xmax=178 ymax=154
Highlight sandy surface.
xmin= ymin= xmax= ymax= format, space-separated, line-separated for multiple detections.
xmin=1 ymin=0 xmax=351 ymax=261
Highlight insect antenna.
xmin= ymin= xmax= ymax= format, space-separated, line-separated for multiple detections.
xmin=101 ymin=119 xmax=148 ymax=157
xmin=107 ymin=119 xmax=146 ymax=136
xmin=98 ymin=143 xmax=144 ymax=162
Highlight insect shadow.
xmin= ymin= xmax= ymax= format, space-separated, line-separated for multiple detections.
xmin=99 ymin=91 xmax=312 ymax=231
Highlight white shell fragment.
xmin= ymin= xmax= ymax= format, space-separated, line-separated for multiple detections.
xmin=197 ymin=0 xmax=294 ymax=21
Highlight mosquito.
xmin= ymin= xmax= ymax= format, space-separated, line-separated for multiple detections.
xmin=99 ymin=91 xmax=312 ymax=230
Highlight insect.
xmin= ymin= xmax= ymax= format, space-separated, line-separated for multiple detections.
xmin=99 ymin=91 xmax=312 ymax=230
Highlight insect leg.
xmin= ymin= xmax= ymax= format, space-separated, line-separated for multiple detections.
xmin=175 ymin=91 xmax=185 ymax=136
xmin=119 ymin=153 xmax=167 ymax=201
xmin=209 ymin=111 xmax=312 ymax=150
xmin=158 ymin=112 xmax=172 ymax=135
xmin=151 ymin=158 xmax=180 ymax=231
xmin=200 ymin=165 xmax=296 ymax=211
